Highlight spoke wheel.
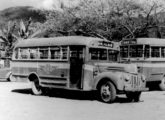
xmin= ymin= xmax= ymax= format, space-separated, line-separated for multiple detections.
xmin=99 ymin=81 xmax=116 ymax=103
xmin=31 ymin=78 xmax=42 ymax=95
xmin=159 ymin=77 xmax=165 ymax=91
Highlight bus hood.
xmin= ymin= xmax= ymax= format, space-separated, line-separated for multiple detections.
xmin=94 ymin=63 xmax=138 ymax=74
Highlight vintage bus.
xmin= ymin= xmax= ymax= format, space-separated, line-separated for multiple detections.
xmin=120 ymin=38 xmax=165 ymax=90
xmin=11 ymin=36 xmax=147 ymax=103
xmin=0 ymin=39 xmax=13 ymax=81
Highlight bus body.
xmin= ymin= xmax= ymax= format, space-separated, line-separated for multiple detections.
xmin=0 ymin=58 xmax=11 ymax=81
xmin=120 ymin=38 xmax=165 ymax=90
xmin=0 ymin=39 xmax=13 ymax=81
xmin=11 ymin=36 xmax=147 ymax=103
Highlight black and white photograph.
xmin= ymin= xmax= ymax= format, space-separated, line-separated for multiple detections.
xmin=0 ymin=0 xmax=165 ymax=120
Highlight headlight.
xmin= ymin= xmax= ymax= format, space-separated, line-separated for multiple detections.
xmin=141 ymin=75 xmax=146 ymax=82
xmin=124 ymin=74 xmax=130 ymax=82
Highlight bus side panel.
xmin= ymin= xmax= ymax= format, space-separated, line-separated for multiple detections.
xmin=11 ymin=61 xmax=70 ymax=87
xmin=11 ymin=61 xmax=38 ymax=81
xmin=37 ymin=62 xmax=70 ymax=88
xmin=137 ymin=62 xmax=165 ymax=82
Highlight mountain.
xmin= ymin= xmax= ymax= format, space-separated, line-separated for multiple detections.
xmin=0 ymin=6 xmax=46 ymax=23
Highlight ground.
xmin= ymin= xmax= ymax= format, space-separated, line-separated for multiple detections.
xmin=0 ymin=82 xmax=165 ymax=120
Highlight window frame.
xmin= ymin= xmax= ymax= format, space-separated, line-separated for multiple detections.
xmin=89 ymin=47 xmax=108 ymax=61
xmin=129 ymin=45 xmax=143 ymax=58
xmin=13 ymin=46 xmax=69 ymax=61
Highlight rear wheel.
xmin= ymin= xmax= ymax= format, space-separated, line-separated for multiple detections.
xmin=159 ymin=77 xmax=165 ymax=91
xmin=7 ymin=74 xmax=16 ymax=82
xmin=31 ymin=78 xmax=42 ymax=95
xmin=98 ymin=81 xmax=116 ymax=103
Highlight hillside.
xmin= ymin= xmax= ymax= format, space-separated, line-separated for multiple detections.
xmin=0 ymin=6 xmax=46 ymax=23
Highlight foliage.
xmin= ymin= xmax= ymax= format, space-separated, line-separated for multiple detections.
xmin=38 ymin=0 xmax=165 ymax=40
xmin=0 ymin=0 xmax=165 ymax=58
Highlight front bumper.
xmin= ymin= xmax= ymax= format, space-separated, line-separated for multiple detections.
xmin=124 ymin=86 xmax=149 ymax=92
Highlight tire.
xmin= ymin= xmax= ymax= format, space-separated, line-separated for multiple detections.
xmin=7 ymin=74 xmax=16 ymax=82
xmin=126 ymin=92 xmax=141 ymax=102
xmin=31 ymin=78 xmax=42 ymax=95
xmin=159 ymin=77 xmax=165 ymax=91
xmin=133 ymin=92 xmax=141 ymax=102
xmin=98 ymin=81 xmax=116 ymax=103
xmin=126 ymin=92 xmax=134 ymax=102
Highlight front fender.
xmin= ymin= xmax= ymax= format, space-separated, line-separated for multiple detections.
xmin=148 ymin=73 xmax=164 ymax=82
xmin=94 ymin=71 xmax=124 ymax=90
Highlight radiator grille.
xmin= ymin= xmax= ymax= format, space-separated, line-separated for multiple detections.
xmin=131 ymin=75 xmax=141 ymax=88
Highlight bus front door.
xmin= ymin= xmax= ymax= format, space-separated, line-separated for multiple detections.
xmin=69 ymin=46 xmax=84 ymax=89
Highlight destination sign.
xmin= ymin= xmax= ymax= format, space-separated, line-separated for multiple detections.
xmin=121 ymin=39 xmax=137 ymax=45
xmin=98 ymin=41 xmax=114 ymax=48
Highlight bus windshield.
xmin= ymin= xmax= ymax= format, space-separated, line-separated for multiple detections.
xmin=89 ymin=48 xmax=118 ymax=62
xmin=129 ymin=45 xmax=143 ymax=58
xmin=108 ymin=49 xmax=118 ymax=61
xmin=120 ymin=46 xmax=128 ymax=58
xmin=120 ymin=45 xmax=143 ymax=58
xmin=89 ymin=48 xmax=107 ymax=60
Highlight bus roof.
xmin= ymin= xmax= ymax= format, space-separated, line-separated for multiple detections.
xmin=121 ymin=38 xmax=165 ymax=45
xmin=15 ymin=36 xmax=117 ymax=49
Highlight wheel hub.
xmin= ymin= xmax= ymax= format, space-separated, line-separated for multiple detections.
xmin=101 ymin=85 xmax=111 ymax=99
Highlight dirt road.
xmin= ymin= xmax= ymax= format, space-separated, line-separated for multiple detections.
xmin=0 ymin=82 xmax=165 ymax=120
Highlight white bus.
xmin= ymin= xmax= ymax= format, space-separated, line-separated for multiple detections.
xmin=120 ymin=38 xmax=165 ymax=90
xmin=11 ymin=36 xmax=147 ymax=103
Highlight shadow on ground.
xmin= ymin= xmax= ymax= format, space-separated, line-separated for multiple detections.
xmin=12 ymin=88 xmax=32 ymax=95
xmin=12 ymin=88 xmax=143 ymax=103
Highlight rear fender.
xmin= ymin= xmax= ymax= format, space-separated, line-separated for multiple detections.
xmin=28 ymin=72 xmax=40 ymax=82
xmin=5 ymin=71 xmax=12 ymax=79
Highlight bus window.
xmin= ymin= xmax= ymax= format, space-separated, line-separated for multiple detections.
xmin=108 ymin=50 xmax=118 ymax=61
xmin=14 ymin=48 xmax=19 ymax=59
xmin=130 ymin=45 xmax=143 ymax=58
xmin=50 ymin=47 xmax=60 ymax=59
xmin=39 ymin=48 xmax=49 ymax=59
xmin=151 ymin=47 xmax=160 ymax=57
xmin=61 ymin=46 xmax=68 ymax=59
xmin=144 ymin=45 xmax=150 ymax=58
xmin=120 ymin=46 xmax=128 ymax=58
xmin=161 ymin=47 xmax=165 ymax=58
xmin=89 ymin=48 xmax=107 ymax=60
xmin=20 ymin=48 xmax=29 ymax=59
xmin=50 ymin=46 xmax=68 ymax=60
xmin=29 ymin=48 xmax=38 ymax=59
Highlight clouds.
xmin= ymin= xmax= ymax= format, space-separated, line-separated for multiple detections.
xmin=37 ymin=0 xmax=61 ymax=9
xmin=37 ymin=0 xmax=80 ymax=10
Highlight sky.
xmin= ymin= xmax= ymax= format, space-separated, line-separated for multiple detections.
xmin=0 ymin=0 xmax=77 ymax=10
xmin=0 ymin=0 xmax=164 ymax=10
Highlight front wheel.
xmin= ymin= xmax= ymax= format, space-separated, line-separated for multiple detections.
xmin=159 ymin=77 xmax=165 ymax=91
xmin=31 ymin=78 xmax=42 ymax=95
xmin=98 ymin=81 xmax=116 ymax=103
xmin=126 ymin=92 xmax=141 ymax=102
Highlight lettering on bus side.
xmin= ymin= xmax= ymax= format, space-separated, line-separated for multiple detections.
xmin=39 ymin=64 xmax=58 ymax=74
